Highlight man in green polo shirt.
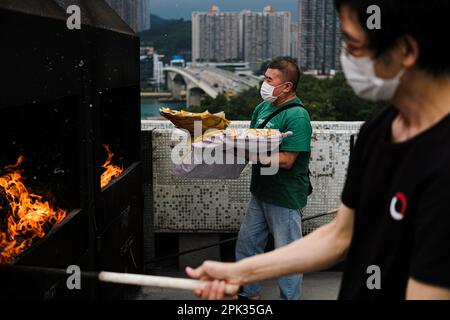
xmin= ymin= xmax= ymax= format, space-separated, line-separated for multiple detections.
xmin=236 ymin=57 xmax=312 ymax=300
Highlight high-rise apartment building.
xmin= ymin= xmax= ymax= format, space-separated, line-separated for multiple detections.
xmin=298 ymin=0 xmax=341 ymax=74
xmin=241 ymin=6 xmax=291 ymax=64
xmin=138 ymin=0 xmax=151 ymax=32
xmin=192 ymin=6 xmax=291 ymax=64
xmin=105 ymin=0 xmax=137 ymax=31
xmin=291 ymin=23 xmax=301 ymax=63
xmin=192 ymin=6 xmax=241 ymax=63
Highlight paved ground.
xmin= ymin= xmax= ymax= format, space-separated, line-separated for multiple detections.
xmin=131 ymin=271 xmax=342 ymax=300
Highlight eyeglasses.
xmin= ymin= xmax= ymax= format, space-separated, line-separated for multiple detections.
xmin=341 ymin=40 xmax=372 ymax=58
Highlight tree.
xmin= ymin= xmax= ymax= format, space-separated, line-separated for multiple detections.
xmin=189 ymin=72 xmax=385 ymax=122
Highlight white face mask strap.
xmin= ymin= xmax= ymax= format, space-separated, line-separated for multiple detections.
xmin=393 ymin=68 xmax=405 ymax=80
xmin=260 ymin=80 xmax=294 ymax=103
xmin=275 ymin=82 xmax=292 ymax=93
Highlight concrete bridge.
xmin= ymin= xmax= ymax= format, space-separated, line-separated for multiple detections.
xmin=164 ymin=66 xmax=261 ymax=108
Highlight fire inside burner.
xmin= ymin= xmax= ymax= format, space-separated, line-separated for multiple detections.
xmin=100 ymin=145 xmax=123 ymax=189
xmin=0 ymin=156 xmax=67 ymax=264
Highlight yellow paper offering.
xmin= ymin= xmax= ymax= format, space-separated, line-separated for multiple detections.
xmin=160 ymin=107 xmax=231 ymax=136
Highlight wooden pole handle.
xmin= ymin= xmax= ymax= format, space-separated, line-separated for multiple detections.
xmin=98 ymin=271 xmax=240 ymax=295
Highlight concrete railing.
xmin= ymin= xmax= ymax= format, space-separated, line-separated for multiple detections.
xmin=142 ymin=120 xmax=363 ymax=234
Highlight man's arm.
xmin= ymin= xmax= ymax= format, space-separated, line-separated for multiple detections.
xmin=186 ymin=204 xmax=354 ymax=299
xmin=249 ymin=151 xmax=299 ymax=170
xmin=406 ymin=278 xmax=450 ymax=300
xmin=235 ymin=203 xmax=353 ymax=283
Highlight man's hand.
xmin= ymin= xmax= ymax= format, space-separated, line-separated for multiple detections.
xmin=249 ymin=151 xmax=300 ymax=169
xmin=186 ymin=204 xmax=354 ymax=300
xmin=186 ymin=261 xmax=243 ymax=300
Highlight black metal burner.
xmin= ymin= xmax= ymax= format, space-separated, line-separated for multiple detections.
xmin=0 ymin=0 xmax=143 ymax=300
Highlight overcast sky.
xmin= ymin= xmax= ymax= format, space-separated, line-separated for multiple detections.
xmin=150 ymin=0 xmax=298 ymax=20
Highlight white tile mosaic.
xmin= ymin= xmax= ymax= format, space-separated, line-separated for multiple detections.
xmin=144 ymin=120 xmax=361 ymax=234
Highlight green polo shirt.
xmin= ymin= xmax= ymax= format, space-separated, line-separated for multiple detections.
xmin=250 ymin=97 xmax=312 ymax=209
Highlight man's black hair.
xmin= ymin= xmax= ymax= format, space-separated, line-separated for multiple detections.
xmin=335 ymin=0 xmax=450 ymax=76
xmin=267 ymin=57 xmax=301 ymax=91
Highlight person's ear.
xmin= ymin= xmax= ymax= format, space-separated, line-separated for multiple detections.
xmin=402 ymin=35 xmax=419 ymax=68
xmin=284 ymin=82 xmax=293 ymax=93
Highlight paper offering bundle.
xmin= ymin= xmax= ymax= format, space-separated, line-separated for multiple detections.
xmin=171 ymin=129 xmax=293 ymax=179
xmin=160 ymin=107 xmax=231 ymax=136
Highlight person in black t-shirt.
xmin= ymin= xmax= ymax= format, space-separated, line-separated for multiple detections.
xmin=186 ymin=0 xmax=450 ymax=300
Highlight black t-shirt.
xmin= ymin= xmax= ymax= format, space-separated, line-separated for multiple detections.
xmin=339 ymin=106 xmax=450 ymax=300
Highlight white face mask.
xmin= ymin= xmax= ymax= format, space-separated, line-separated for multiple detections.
xmin=340 ymin=51 xmax=405 ymax=102
xmin=260 ymin=81 xmax=287 ymax=103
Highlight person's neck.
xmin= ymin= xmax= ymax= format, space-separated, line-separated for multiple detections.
xmin=272 ymin=92 xmax=297 ymax=107
xmin=392 ymin=70 xmax=450 ymax=134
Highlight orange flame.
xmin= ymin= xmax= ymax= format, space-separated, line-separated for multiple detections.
xmin=0 ymin=156 xmax=67 ymax=264
xmin=100 ymin=145 xmax=123 ymax=189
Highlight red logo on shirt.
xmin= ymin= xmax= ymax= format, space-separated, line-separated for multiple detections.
xmin=390 ymin=192 xmax=408 ymax=221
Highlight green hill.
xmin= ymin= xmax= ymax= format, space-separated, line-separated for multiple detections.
xmin=140 ymin=15 xmax=191 ymax=63
xmin=149 ymin=14 xmax=167 ymax=28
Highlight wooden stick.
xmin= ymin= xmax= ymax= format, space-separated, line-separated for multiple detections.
xmin=0 ymin=265 xmax=239 ymax=295
xmin=99 ymin=271 xmax=239 ymax=295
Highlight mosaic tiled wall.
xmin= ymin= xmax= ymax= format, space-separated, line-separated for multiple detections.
xmin=142 ymin=120 xmax=363 ymax=233
xmin=142 ymin=120 xmax=363 ymax=131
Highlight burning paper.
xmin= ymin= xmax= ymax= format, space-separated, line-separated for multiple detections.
xmin=100 ymin=145 xmax=123 ymax=188
xmin=0 ymin=156 xmax=67 ymax=264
